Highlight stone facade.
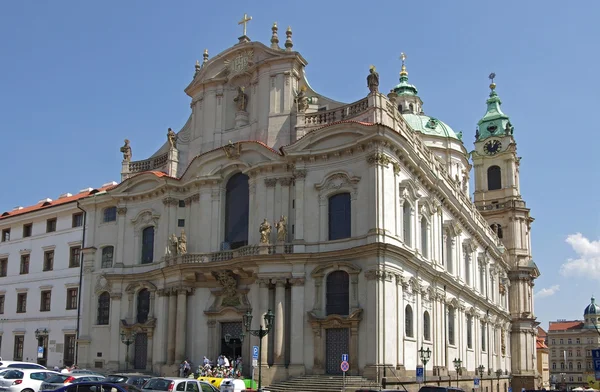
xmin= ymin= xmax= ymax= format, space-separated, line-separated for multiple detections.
xmin=76 ymin=22 xmax=537 ymax=389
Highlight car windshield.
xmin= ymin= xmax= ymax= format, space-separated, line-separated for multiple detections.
xmin=46 ymin=375 xmax=70 ymax=383
xmin=3 ymin=370 xmax=24 ymax=379
xmin=143 ymin=379 xmax=172 ymax=391
xmin=106 ymin=376 xmax=128 ymax=383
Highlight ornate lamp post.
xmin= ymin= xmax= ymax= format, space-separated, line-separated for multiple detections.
xmin=34 ymin=328 xmax=48 ymax=365
xmin=478 ymin=364 xmax=486 ymax=388
xmin=224 ymin=332 xmax=246 ymax=360
xmin=120 ymin=329 xmax=137 ymax=372
xmin=418 ymin=346 xmax=431 ymax=384
xmin=453 ymin=358 xmax=462 ymax=387
xmin=243 ymin=309 xmax=274 ymax=392
xmin=495 ymin=369 xmax=503 ymax=392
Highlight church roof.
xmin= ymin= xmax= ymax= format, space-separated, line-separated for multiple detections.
xmin=584 ymin=296 xmax=600 ymax=316
xmin=402 ymin=113 xmax=461 ymax=141
xmin=476 ymin=77 xmax=513 ymax=141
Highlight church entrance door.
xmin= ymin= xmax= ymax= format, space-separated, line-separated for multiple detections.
xmin=220 ymin=322 xmax=244 ymax=362
xmin=134 ymin=332 xmax=148 ymax=370
xmin=325 ymin=328 xmax=349 ymax=374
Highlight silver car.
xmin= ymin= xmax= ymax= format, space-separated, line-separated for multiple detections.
xmin=40 ymin=374 xmax=105 ymax=391
xmin=0 ymin=369 xmax=58 ymax=392
xmin=141 ymin=378 xmax=218 ymax=392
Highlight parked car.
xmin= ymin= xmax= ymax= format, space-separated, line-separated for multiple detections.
xmin=68 ymin=371 xmax=105 ymax=377
xmin=40 ymin=373 xmax=106 ymax=390
xmin=103 ymin=375 xmax=150 ymax=388
xmin=0 ymin=369 xmax=58 ymax=392
xmin=45 ymin=382 xmax=135 ymax=392
xmin=0 ymin=362 xmax=47 ymax=370
xmin=141 ymin=377 xmax=218 ymax=392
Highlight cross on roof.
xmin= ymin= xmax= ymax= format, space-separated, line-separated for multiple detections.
xmin=238 ymin=13 xmax=252 ymax=37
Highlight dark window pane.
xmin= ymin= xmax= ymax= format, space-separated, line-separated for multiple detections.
xmin=137 ymin=289 xmax=150 ymax=323
xmin=141 ymin=227 xmax=155 ymax=264
xmin=224 ymin=173 xmax=249 ymax=249
xmin=97 ymin=292 xmax=110 ymax=325
xmin=328 ymin=193 xmax=351 ymax=240
xmin=326 ymin=271 xmax=349 ymax=316
xmin=487 ymin=166 xmax=502 ymax=190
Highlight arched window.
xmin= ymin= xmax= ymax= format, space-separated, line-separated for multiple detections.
xmin=141 ymin=227 xmax=155 ymax=264
xmin=448 ymin=306 xmax=456 ymax=345
xmin=398 ymin=104 xmax=403 ymax=112
xmin=137 ymin=289 xmax=150 ymax=323
xmin=402 ymin=202 xmax=412 ymax=246
xmin=423 ymin=311 xmax=431 ymax=341
xmin=224 ymin=173 xmax=249 ymax=249
xmin=552 ymin=363 xmax=556 ymax=370
xmin=577 ymin=362 xmax=582 ymax=370
xmin=328 ymin=193 xmax=351 ymax=240
xmin=405 ymin=305 xmax=414 ymax=338
xmin=420 ymin=216 xmax=428 ymax=258
xmin=481 ymin=322 xmax=487 ymax=351
xmin=103 ymin=207 xmax=117 ymax=223
xmin=491 ymin=224 xmax=504 ymax=239
xmin=487 ymin=166 xmax=502 ymax=191
xmin=97 ymin=292 xmax=110 ymax=325
xmin=101 ymin=246 xmax=114 ymax=268
xmin=326 ymin=271 xmax=349 ymax=316
xmin=569 ymin=362 xmax=573 ymax=370
xmin=467 ymin=314 xmax=473 ymax=349
xmin=560 ymin=362 xmax=565 ymax=370
xmin=409 ymin=103 xmax=414 ymax=112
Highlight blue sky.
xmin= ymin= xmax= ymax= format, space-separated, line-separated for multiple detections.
xmin=0 ymin=1 xmax=598 ymax=329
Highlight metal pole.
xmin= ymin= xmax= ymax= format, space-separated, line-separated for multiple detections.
xmin=424 ymin=360 xmax=427 ymax=385
xmin=125 ymin=343 xmax=129 ymax=372
xmin=258 ymin=327 xmax=263 ymax=392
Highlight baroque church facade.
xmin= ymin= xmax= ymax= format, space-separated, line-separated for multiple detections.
xmin=76 ymin=19 xmax=540 ymax=390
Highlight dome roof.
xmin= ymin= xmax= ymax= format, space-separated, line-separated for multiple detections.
xmin=584 ymin=296 xmax=600 ymax=315
xmin=402 ymin=113 xmax=462 ymax=141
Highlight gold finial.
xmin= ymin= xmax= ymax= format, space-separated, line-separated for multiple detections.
xmin=400 ymin=52 xmax=408 ymax=76
xmin=238 ymin=13 xmax=252 ymax=37
xmin=489 ymin=72 xmax=496 ymax=91
xmin=195 ymin=60 xmax=200 ymax=66
xmin=369 ymin=65 xmax=376 ymax=71
xmin=300 ymin=85 xmax=307 ymax=91
xmin=273 ymin=22 xmax=277 ymax=28
xmin=203 ymin=49 xmax=209 ymax=64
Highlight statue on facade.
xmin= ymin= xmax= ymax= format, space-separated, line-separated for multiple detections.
xmin=234 ymin=86 xmax=248 ymax=112
xmin=475 ymin=128 xmax=480 ymax=140
xmin=169 ymin=233 xmax=179 ymax=256
xmin=259 ymin=218 xmax=272 ymax=244
xmin=167 ymin=128 xmax=177 ymax=149
xmin=295 ymin=86 xmax=309 ymax=113
xmin=367 ymin=65 xmax=379 ymax=93
xmin=120 ymin=139 xmax=132 ymax=161
xmin=275 ymin=215 xmax=287 ymax=242
xmin=178 ymin=229 xmax=187 ymax=255
xmin=505 ymin=122 xmax=514 ymax=135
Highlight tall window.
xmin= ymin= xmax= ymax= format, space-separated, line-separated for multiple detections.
xmin=20 ymin=254 xmax=30 ymax=274
xmin=43 ymin=250 xmax=54 ymax=271
xmin=16 ymin=293 xmax=27 ymax=313
xmin=467 ymin=314 xmax=473 ymax=349
xmin=69 ymin=246 xmax=81 ymax=268
xmin=97 ymin=292 xmax=110 ymax=325
xmin=328 ymin=193 xmax=351 ymax=240
xmin=448 ymin=306 xmax=456 ymax=345
xmin=64 ymin=335 xmax=76 ymax=366
xmin=224 ymin=173 xmax=249 ymax=249
xmin=402 ymin=202 xmax=412 ymax=246
xmin=13 ymin=335 xmax=24 ymax=361
xmin=141 ymin=227 xmax=155 ymax=264
xmin=420 ymin=216 xmax=428 ymax=258
xmin=72 ymin=213 xmax=83 ymax=228
xmin=23 ymin=223 xmax=32 ymax=238
xmin=46 ymin=218 xmax=57 ymax=233
xmin=102 ymin=246 xmax=114 ymax=268
xmin=103 ymin=207 xmax=117 ymax=222
xmin=487 ymin=166 xmax=502 ymax=191
xmin=464 ymin=253 xmax=471 ymax=285
xmin=423 ymin=311 xmax=431 ymax=341
xmin=481 ymin=322 xmax=487 ymax=351
xmin=0 ymin=295 xmax=4 ymax=314
xmin=2 ymin=228 xmax=10 ymax=242
xmin=446 ymin=234 xmax=454 ymax=273
xmin=326 ymin=271 xmax=349 ymax=315
xmin=405 ymin=305 xmax=414 ymax=338
xmin=40 ymin=290 xmax=51 ymax=312
xmin=66 ymin=288 xmax=78 ymax=310
xmin=0 ymin=258 xmax=7 ymax=277
xmin=480 ymin=265 xmax=486 ymax=294
xmin=137 ymin=289 xmax=151 ymax=323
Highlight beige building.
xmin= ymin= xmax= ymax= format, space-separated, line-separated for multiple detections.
xmin=537 ymin=327 xmax=550 ymax=389
xmin=75 ymin=18 xmax=539 ymax=390
xmin=548 ymin=297 xmax=600 ymax=390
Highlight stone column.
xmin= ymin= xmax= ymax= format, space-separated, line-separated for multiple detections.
xmin=109 ymin=293 xmax=122 ymax=368
xmin=175 ymin=288 xmax=189 ymax=362
xmin=155 ymin=290 xmax=169 ymax=366
xmin=258 ymin=279 xmax=270 ymax=365
xmin=289 ymin=277 xmax=305 ymax=374
xmin=167 ymin=292 xmax=177 ymax=364
xmin=210 ymin=187 xmax=222 ymax=251
xmin=293 ymin=170 xmax=306 ymax=246
xmin=116 ymin=207 xmax=127 ymax=266
xmin=279 ymin=178 xmax=292 ymax=241
xmin=147 ymin=331 xmax=154 ymax=371
xmin=274 ymin=278 xmax=286 ymax=365
xmin=163 ymin=197 xmax=179 ymax=256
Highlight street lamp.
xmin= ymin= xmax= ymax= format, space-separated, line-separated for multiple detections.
xmin=478 ymin=364 xmax=485 ymax=387
xmin=243 ymin=309 xmax=274 ymax=392
xmin=495 ymin=369 xmax=503 ymax=392
xmin=120 ymin=329 xmax=137 ymax=372
xmin=34 ymin=328 xmax=48 ymax=365
xmin=453 ymin=358 xmax=462 ymax=387
xmin=418 ymin=346 xmax=431 ymax=384
xmin=224 ymin=332 xmax=246 ymax=361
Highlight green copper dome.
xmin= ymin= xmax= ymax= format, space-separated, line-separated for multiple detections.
xmin=476 ymin=82 xmax=513 ymax=141
xmin=402 ymin=113 xmax=462 ymax=141
xmin=393 ymin=74 xmax=418 ymax=96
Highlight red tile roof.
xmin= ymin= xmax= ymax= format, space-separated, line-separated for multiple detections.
xmin=536 ymin=337 xmax=549 ymax=349
xmin=0 ymin=184 xmax=116 ymax=221
xmin=538 ymin=326 xmax=548 ymax=337
xmin=548 ymin=321 xmax=584 ymax=331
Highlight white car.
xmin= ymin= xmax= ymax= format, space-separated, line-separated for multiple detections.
xmin=0 ymin=363 xmax=46 ymax=371
xmin=40 ymin=374 xmax=106 ymax=391
xmin=0 ymin=369 xmax=58 ymax=392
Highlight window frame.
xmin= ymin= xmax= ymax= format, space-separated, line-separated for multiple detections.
xmin=13 ymin=335 xmax=24 ymax=361
xmin=72 ymin=213 xmax=83 ymax=228
xmin=325 ymin=270 xmax=350 ymax=316
xmin=66 ymin=288 xmax=78 ymax=310
xmin=141 ymin=226 xmax=155 ymax=264
xmin=69 ymin=246 xmax=81 ymax=268
xmin=405 ymin=305 xmax=414 ymax=338
xmin=20 ymin=254 xmax=30 ymax=275
xmin=487 ymin=165 xmax=502 ymax=191
xmin=0 ymin=258 xmax=7 ymax=277
xmin=40 ymin=290 xmax=52 ymax=312
xmin=16 ymin=292 xmax=27 ymax=313
xmin=101 ymin=246 xmax=114 ymax=268
xmin=103 ymin=207 xmax=117 ymax=223
xmin=1 ymin=228 xmax=10 ymax=242
xmin=46 ymin=218 xmax=57 ymax=233
xmin=22 ymin=223 xmax=32 ymax=238
xmin=43 ymin=250 xmax=54 ymax=271
xmin=97 ymin=292 xmax=111 ymax=325
xmin=0 ymin=294 xmax=5 ymax=314
xmin=328 ymin=192 xmax=352 ymax=241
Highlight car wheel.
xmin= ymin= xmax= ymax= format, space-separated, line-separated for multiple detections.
xmin=22 ymin=389 xmax=34 ymax=392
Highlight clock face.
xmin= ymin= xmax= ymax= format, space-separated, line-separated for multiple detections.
xmin=484 ymin=139 xmax=502 ymax=155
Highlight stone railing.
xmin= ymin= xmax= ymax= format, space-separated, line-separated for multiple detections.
xmin=305 ymin=98 xmax=369 ymax=127
xmin=128 ymin=152 xmax=169 ymax=173
xmin=166 ymin=243 xmax=294 ymax=265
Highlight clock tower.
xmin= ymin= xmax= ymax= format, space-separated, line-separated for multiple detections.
xmin=472 ymin=75 xmax=540 ymax=391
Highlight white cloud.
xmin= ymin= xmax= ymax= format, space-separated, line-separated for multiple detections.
xmin=560 ymin=233 xmax=600 ymax=279
xmin=534 ymin=285 xmax=560 ymax=299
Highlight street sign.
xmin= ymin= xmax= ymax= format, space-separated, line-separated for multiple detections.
xmin=416 ymin=365 xmax=424 ymax=383
xmin=474 ymin=377 xmax=480 ymax=389
xmin=252 ymin=359 xmax=258 ymax=367
xmin=507 ymin=388 xmax=512 ymax=392
xmin=253 ymin=346 xmax=259 ymax=359
xmin=340 ymin=361 xmax=349 ymax=372
xmin=37 ymin=346 xmax=44 ymax=359
xmin=342 ymin=354 xmax=349 ymax=362
xmin=593 ymin=349 xmax=600 ymax=380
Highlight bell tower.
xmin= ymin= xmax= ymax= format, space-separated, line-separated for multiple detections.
xmin=472 ymin=74 xmax=540 ymax=391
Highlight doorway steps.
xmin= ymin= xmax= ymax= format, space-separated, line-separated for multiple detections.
xmin=264 ymin=374 xmax=380 ymax=392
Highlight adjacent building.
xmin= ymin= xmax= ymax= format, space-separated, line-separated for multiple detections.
xmin=75 ymin=19 xmax=540 ymax=390
xmin=547 ymin=297 xmax=600 ymax=390
xmin=0 ymin=183 xmax=114 ymax=367
xmin=536 ymin=326 xmax=550 ymax=389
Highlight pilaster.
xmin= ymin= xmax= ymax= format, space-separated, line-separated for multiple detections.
xmin=273 ymin=278 xmax=286 ymax=365
xmin=293 ymin=170 xmax=306 ymax=248
xmin=289 ymin=277 xmax=305 ymax=376
xmin=109 ymin=293 xmax=122 ymax=368
xmin=167 ymin=292 xmax=176 ymax=364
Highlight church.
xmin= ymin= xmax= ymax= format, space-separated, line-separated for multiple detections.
xmin=76 ymin=15 xmax=540 ymax=390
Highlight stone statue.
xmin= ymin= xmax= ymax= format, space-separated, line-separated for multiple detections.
xmin=505 ymin=122 xmax=513 ymax=135
xmin=259 ymin=218 xmax=272 ymax=244
xmin=475 ymin=128 xmax=480 ymax=140
xmin=275 ymin=215 xmax=287 ymax=242
xmin=367 ymin=66 xmax=379 ymax=93
xmin=169 ymin=233 xmax=179 ymax=256
xmin=295 ymin=86 xmax=309 ymax=113
xmin=234 ymin=87 xmax=248 ymax=112
xmin=167 ymin=128 xmax=177 ymax=149
xmin=456 ymin=131 xmax=463 ymax=141
xmin=178 ymin=229 xmax=187 ymax=255
xmin=215 ymin=270 xmax=238 ymax=298
xmin=120 ymin=139 xmax=132 ymax=161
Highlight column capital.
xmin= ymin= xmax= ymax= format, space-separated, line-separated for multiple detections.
xmin=274 ymin=278 xmax=287 ymax=287
xmin=264 ymin=178 xmax=278 ymax=187
xmin=290 ymin=277 xmax=305 ymax=286
xmin=110 ymin=293 xmax=122 ymax=300
xmin=117 ymin=207 xmax=128 ymax=215
xmin=256 ymin=278 xmax=270 ymax=288
xmin=279 ymin=177 xmax=294 ymax=186
xmin=162 ymin=197 xmax=179 ymax=206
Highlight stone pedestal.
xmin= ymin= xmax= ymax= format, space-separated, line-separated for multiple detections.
xmin=259 ymin=244 xmax=270 ymax=255
xmin=121 ymin=160 xmax=130 ymax=182
xmin=275 ymin=243 xmax=285 ymax=254
xmin=166 ymin=148 xmax=179 ymax=177
xmin=235 ymin=111 xmax=249 ymax=127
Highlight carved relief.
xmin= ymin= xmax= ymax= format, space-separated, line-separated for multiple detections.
xmin=293 ymin=169 xmax=307 ymax=179
xmin=95 ymin=274 xmax=112 ymax=294
xmin=131 ymin=210 xmax=160 ymax=231
xmin=264 ymin=178 xmax=278 ymax=187
xmin=398 ymin=179 xmax=421 ymax=202
xmin=223 ymin=141 xmax=242 ymax=159
xmin=117 ymin=207 xmax=128 ymax=215
xmin=314 ymin=172 xmax=360 ymax=200
xmin=214 ymin=270 xmax=239 ymax=306
xmin=366 ymin=152 xmax=391 ymax=167
xmin=364 ymin=270 xmax=394 ymax=282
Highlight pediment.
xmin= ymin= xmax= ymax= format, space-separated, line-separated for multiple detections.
xmin=283 ymin=122 xmax=374 ymax=155
xmin=114 ymin=176 xmax=166 ymax=196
